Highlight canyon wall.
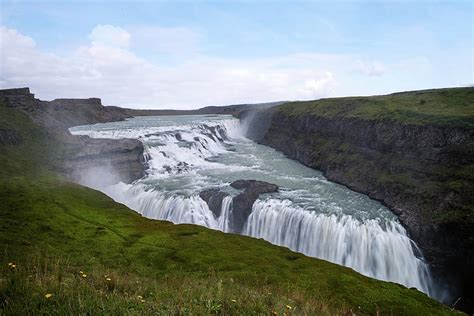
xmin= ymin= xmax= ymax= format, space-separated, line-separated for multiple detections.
xmin=241 ymin=88 xmax=474 ymax=311
xmin=0 ymin=88 xmax=145 ymax=183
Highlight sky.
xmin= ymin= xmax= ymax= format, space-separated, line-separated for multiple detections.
xmin=0 ymin=0 xmax=472 ymax=109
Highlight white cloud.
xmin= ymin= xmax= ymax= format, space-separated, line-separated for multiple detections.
xmin=0 ymin=25 xmax=339 ymax=109
xmin=0 ymin=26 xmax=35 ymax=49
xmin=354 ymin=60 xmax=387 ymax=77
xmin=89 ymin=25 xmax=131 ymax=48
xmin=299 ymin=72 xmax=336 ymax=98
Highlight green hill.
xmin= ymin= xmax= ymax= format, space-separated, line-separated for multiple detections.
xmin=0 ymin=101 xmax=456 ymax=315
xmin=279 ymin=87 xmax=474 ymax=128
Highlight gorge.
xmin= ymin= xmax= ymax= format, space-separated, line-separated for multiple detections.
xmin=241 ymin=88 xmax=474 ymax=311
xmin=1 ymin=87 xmax=471 ymax=314
xmin=69 ymin=114 xmax=435 ymax=299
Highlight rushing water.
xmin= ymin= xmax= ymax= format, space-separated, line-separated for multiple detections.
xmin=70 ymin=115 xmax=434 ymax=297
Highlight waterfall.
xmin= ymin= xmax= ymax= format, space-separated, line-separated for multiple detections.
xmin=70 ymin=115 xmax=435 ymax=298
xmin=103 ymin=183 xmax=235 ymax=232
xmin=218 ymin=196 xmax=233 ymax=232
xmin=103 ymin=182 xmax=220 ymax=228
xmin=243 ymin=199 xmax=433 ymax=294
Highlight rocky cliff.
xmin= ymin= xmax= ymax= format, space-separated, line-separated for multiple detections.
xmin=0 ymin=88 xmax=145 ymax=183
xmin=241 ymin=87 xmax=474 ymax=312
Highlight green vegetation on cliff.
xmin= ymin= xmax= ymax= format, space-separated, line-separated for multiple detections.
xmin=279 ymin=87 xmax=474 ymax=128
xmin=0 ymin=101 xmax=455 ymax=314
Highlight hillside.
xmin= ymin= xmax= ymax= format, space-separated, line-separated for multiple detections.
xmin=242 ymin=87 xmax=474 ymax=312
xmin=0 ymin=92 xmax=457 ymax=314
xmin=278 ymin=88 xmax=474 ymax=128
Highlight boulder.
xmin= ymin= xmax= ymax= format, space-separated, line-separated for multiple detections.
xmin=199 ymin=180 xmax=278 ymax=233
xmin=230 ymin=180 xmax=278 ymax=232
xmin=199 ymin=189 xmax=230 ymax=218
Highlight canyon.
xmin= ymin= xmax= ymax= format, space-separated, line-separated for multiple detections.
xmin=1 ymin=86 xmax=472 ymax=313
xmin=240 ymin=88 xmax=474 ymax=311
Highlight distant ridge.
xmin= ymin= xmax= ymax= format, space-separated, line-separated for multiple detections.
xmin=108 ymin=100 xmax=286 ymax=117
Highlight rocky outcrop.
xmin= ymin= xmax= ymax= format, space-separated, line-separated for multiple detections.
xmin=46 ymin=98 xmax=132 ymax=128
xmin=200 ymin=180 xmax=279 ymax=232
xmin=242 ymin=105 xmax=474 ymax=311
xmin=199 ymin=188 xmax=229 ymax=218
xmin=0 ymin=87 xmax=36 ymax=106
xmin=0 ymin=88 xmax=131 ymax=129
xmin=230 ymin=180 xmax=279 ymax=232
xmin=0 ymin=88 xmax=146 ymax=184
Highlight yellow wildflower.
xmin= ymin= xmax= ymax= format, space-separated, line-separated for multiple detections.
xmin=137 ymin=295 xmax=143 ymax=300
xmin=8 ymin=262 xmax=13 ymax=266
xmin=140 ymin=299 xmax=146 ymax=303
xmin=286 ymin=305 xmax=292 ymax=310
xmin=106 ymin=277 xmax=112 ymax=281
xmin=81 ymin=274 xmax=87 ymax=278
xmin=231 ymin=299 xmax=237 ymax=303
xmin=44 ymin=293 xmax=53 ymax=299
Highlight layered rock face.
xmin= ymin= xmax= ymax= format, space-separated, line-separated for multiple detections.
xmin=242 ymin=106 xmax=474 ymax=311
xmin=62 ymin=136 xmax=145 ymax=184
xmin=0 ymin=88 xmax=145 ymax=183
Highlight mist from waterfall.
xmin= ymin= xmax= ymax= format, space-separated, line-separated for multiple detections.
xmin=70 ymin=115 xmax=436 ymax=298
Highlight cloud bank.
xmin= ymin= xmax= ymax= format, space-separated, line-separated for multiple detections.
xmin=0 ymin=25 xmax=387 ymax=109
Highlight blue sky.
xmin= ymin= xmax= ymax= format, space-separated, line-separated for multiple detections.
xmin=0 ymin=0 xmax=472 ymax=109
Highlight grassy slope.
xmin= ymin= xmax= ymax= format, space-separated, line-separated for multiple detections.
xmin=278 ymin=87 xmax=474 ymax=128
xmin=0 ymin=102 xmax=455 ymax=315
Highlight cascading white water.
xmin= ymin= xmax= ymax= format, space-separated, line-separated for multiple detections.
xmin=70 ymin=115 xmax=435 ymax=297
xmin=243 ymin=199 xmax=432 ymax=292
xmin=218 ymin=196 xmax=233 ymax=232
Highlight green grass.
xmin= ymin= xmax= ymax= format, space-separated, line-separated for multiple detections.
xmin=0 ymin=179 xmax=456 ymax=315
xmin=3 ymin=255 xmax=327 ymax=315
xmin=0 ymin=101 xmax=458 ymax=314
xmin=278 ymin=87 xmax=474 ymax=128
